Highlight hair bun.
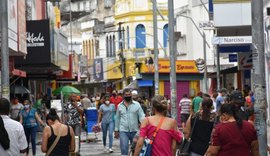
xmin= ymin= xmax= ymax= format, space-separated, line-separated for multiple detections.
xmin=49 ymin=108 xmax=57 ymax=116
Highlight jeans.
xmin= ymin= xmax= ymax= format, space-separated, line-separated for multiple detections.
xmin=24 ymin=126 xmax=37 ymax=155
xmin=71 ymin=124 xmax=81 ymax=153
xmin=119 ymin=131 xmax=137 ymax=155
xmin=101 ymin=121 xmax=114 ymax=148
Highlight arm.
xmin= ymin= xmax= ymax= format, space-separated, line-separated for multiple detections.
xmin=183 ymin=115 xmax=192 ymax=139
xmin=73 ymin=102 xmax=84 ymax=115
xmin=41 ymin=126 xmax=50 ymax=153
xmin=19 ymin=124 xmax=28 ymax=153
xmin=114 ymin=106 xmax=120 ymax=131
xmin=205 ymin=145 xmax=220 ymax=156
xmin=138 ymin=105 xmax=145 ymax=123
xmin=69 ymin=126 xmax=75 ymax=152
xmin=97 ymin=107 xmax=103 ymax=124
xmin=19 ymin=114 xmax=23 ymax=124
xmin=35 ymin=112 xmax=45 ymax=126
xmin=251 ymin=140 xmax=259 ymax=156
xmin=133 ymin=118 xmax=148 ymax=156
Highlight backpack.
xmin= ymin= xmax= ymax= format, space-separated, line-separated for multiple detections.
xmin=0 ymin=116 xmax=10 ymax=150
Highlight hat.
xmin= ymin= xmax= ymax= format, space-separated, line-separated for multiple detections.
xmin=230 ymin=90 xmax=244 ymax=103
xmin=132 ymin=90 xmax=138 ymax=95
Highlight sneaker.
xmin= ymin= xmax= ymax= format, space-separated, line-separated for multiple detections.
xmin=109 ymin=148 xmax=113 ymax=153
xmin=104 ymin=146 xmax=108 ymax=152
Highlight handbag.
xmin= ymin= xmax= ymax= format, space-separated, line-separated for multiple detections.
xmin=178 ymin=114 xmax=199 ymax=156
xmin=46 ymin=125 xmax=64 ymax=156
xmin=140 ymin=117 xmax=165 ymax=156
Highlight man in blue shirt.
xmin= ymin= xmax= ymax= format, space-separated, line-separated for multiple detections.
xmin=114 ymin=88 xmax=145 ymax=155
xmin=216 ymin=88 xmax=227 ymax=113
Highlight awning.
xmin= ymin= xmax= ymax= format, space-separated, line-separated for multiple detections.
xmin=138 ymin=80 xmax=153 ymax=87
xmin=11 ymin=69 xmax=26 ymax=77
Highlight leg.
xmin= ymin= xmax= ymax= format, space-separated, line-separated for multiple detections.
xmin=30 ymin=126 xmax=37 ymax=155
xmin=108 ymin=122 xmax=114 ymax=149
xmin=119 ymin=131 xmax=130 ymax=155
xmin=101 ymin=123 xmax=108 ymax=147
xmin=74 ymin=124 xmax=81 ymax=154
xmin=128 ymin=132 xmax=137 ymax=145
xmin=24 ymin=127 xmax=31 ymax=155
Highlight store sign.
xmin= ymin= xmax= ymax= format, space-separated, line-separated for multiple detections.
xmin=140 ymin=60 xmax=201 ymax=73
xmin=238 ymin=52 xmax=253 ymax=70
xmin=26 ymin=32 xmax=45 ymax=47
xmin=93 ymin=58 xmax=104 ymax=81
xmin=8 ymin=0 xmax=18 ymax=51
xmin=212 ymin=36 xmax=252 ymax=45
xmin=17 ymin=0 xmax=27 ymax=54
xmin=229 ymin=54 xmax=237 ymax=62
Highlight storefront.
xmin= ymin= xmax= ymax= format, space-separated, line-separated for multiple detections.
xmin=140 ymin=59 xmax=203 ymax=123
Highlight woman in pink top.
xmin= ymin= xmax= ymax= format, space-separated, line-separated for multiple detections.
xmin=134 ymin=95 xmax=182 ymax=156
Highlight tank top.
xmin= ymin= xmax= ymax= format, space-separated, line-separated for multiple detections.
xmin=47 ymin=125 xmax=71 ymax=156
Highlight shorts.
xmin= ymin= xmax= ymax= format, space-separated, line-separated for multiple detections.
xmin=181 ymin=114 xmax=190 ymax=123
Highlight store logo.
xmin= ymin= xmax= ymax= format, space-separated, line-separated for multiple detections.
xmin=26 ymin=32 xmax=45 ymax=47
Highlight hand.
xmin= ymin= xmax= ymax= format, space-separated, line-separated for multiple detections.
xmin=72 ymin=101 xmax=77 ymax=107
xmin=114 ymin=131 xmax=119 ymax=139
xmin=98 ymin=123 xmax=101 ymax=128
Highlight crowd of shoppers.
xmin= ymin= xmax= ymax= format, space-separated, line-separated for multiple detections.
xmin=0 ymin=85 xmax=261 ymax=156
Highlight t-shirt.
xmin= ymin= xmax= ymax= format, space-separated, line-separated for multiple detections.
xmin=0 ymin=115 xmax=27 ymax=156
xmin=192 ymin=96 xmax=202 ymax=112
xmin=99 ymin=104 xmax=115 ymax=124
xmin=10 ymin=103 xmax=24 ymax=121
xmin=21 ymin=109 xmax=37 ymax=128
xmin=212 ymin=121 xmax=257 ymax=156
xmin=216 ymin=96 xmax=225 ymax=112
xmin=64 ymin=102 xmax=83 ymax=126
xmin=179 ymin=98 xmax=191 ymax=114
xmin=109 ymin=96 xmax=123 ymax=110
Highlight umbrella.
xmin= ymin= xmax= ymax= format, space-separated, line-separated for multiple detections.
xmin=52 ymin=86 xmax=81 ymax=96
xmin=10 ymin=85 xmax=30 ymax=94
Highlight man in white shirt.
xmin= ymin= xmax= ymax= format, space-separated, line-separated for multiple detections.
xmin=0 ymin=98 xmax=27 ymax=156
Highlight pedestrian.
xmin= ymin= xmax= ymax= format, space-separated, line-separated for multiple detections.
xmin=114 ymin=88 xmax=145 ymax=156
xmin=137 ymin=96 xmax=148 ymax=116
xmin=81 ymin=94 xmax=91 ymax=128
xmin=192 ymin=92 xmax=203 ymax=113
xmin=97 ymin=95 xmax=116 ymax=153
xmin=179 ymin=94 xmax=192 ymax=129
xmin=20 ymin=99 xmax=45 ymax=156
xmin=184 ymin=98 xmax=216 ymax=156
xmin=134 ymin=95 xmax=181 ymax=156
xmin=211 ymin=93 xmax=218 ymax=113
xmin=132 ymin=90 xmax=139 ymax=101
xmin=215 ymin=88 xmax=227 ymax=113
xmin=110 ymin=90 xmax=123 ymax=110
xmin=10 ymin=97 xmax=24 ymax=121
xmin=63 ymin=93 xmax=84 ymax=156
xmin=245 ymin=91 xmax=255 ymax=122
xmin=205 ymin=103 xmax=259 ymax=156
xmin=41 ymin=108 xmax=75 ymax=156
xmin=0 ymin=98 xmax=28 ymax=156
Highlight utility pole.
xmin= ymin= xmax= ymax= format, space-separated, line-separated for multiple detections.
xmin=152 ymin=0 xmax=159 ymax=96
xmin=216 ymin=45 xmax=221 ymax=91
xmin=203 ymin=32 xmax=208 ymax=93
xmin=251 ymin=0 xmax=267 ymax=155
xmin=0 ymin=0 xmax=10 ymax=100
xmin=168 ymin=0 xmax=177 ymax=120
xmin=118 ymin=22 xmax=126 ymax=88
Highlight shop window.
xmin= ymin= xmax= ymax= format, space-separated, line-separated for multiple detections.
xmin=163 ymin=24 xmax=168 ymax=48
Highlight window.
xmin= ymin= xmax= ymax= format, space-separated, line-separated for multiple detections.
xmin=163 ymin=24 xmax=168 ymax=48
xmin=113 ymin=35 xmax=116 ymax=57
xmin=122 ymin=27 xmax=125 ymax=49
xmin=127 ymin=26 xmax=130 ymax=49
xmin=106 ymin=36 xmax=110 ymax=57
xmin=135 ymin=24 xmax=146 ymax=48
xmin=109 ymin=36 xmax=112 ymax=57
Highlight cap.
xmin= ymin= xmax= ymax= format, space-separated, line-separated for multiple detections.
xmin=230 ymin=90 xmax=244 ymax=103
xmin=132 ymin=90 xmax=138 ymax=95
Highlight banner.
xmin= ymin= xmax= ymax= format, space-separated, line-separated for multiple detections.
xmin=93 ymin=58 xmax=104 ymax=81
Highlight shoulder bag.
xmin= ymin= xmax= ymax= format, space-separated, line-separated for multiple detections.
xmin=140 ymin=117 xmax=165 ymax=156
xmin=178 ymin=114 xmax=199 ymax=156
xmin=46 ymin=125 xmax=64 ymax=156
